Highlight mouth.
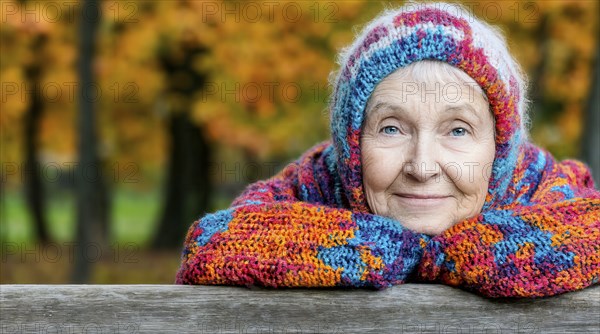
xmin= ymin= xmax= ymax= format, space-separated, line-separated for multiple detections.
xmin=395 ymin=193 xmax=451 ymax=199
xmin=393 ymin=193 xmax=452 ymax=207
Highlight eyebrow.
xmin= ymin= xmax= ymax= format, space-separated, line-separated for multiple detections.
xmin=365 ymin=100 xmax=492 ymax=131
xmin=444 ymin=103 xmax=490 ymax=123
xmin=367 ymin=101 xmax=486 ymax=119
xmin=366 ymin=101 xmax=405 ymax=116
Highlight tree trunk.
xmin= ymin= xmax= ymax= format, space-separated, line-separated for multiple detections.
xmin=23 ymin=35 xmax=50 ymax=243
xmin=71 ymin=0 xmax=104 ymax=283
xmin=153 ymin=112 xmax=211 ymax=249
xmin=581 ymin=38 xmax=600 ymax=186
xmin=529 ymin=14 xmax=549 ymax=125
xmin=153 ymin=31 xmax=211 ymax=249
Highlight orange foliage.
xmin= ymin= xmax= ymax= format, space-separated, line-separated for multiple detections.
xmin=1 ymin=0 xmax=597 ymax=187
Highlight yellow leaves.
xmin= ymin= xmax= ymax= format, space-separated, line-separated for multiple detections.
xmin=336 ymin=1 xmax=368 ymax=20
xmin=44 ymin=35 xmax=77 ymax=68
xmin=557 ymin=104 xmax=583 ymax=150
xmin=199 ymin=110 xmax=267 ymax=157
xmin=39 ymin=105 xmax=76 ymax=156
xmin=192 ymin=96 xmax=219 ymax=123
xmin=0 ymin=66 xmax=28 ymax=172
xmin=1 ymin=0 xmax=597 ymax=178
xmin=328 ymin=30 xmax=355 ymax=52
xmin=0 ymin=67 xmax=28 ymax=121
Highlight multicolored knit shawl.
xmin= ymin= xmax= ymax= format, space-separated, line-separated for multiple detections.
xmin=177 ymin=4 xmax=600 ymax=297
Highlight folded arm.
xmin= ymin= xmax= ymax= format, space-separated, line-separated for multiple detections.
xmin=417 ymin=151 xmax=600 ymax=297
xmin=176 ymin=144 xmax=429 ymax=288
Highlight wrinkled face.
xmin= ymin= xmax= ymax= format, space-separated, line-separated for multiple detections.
xmin=361 ymin=61 xmax=496 ymax=236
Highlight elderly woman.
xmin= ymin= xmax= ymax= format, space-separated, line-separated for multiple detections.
xmin=176 ymin=3 xmax=599 ymax=297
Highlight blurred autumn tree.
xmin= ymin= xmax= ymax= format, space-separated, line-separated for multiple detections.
xmin=1 ymin=0 xmax=82 ymax=243
xmin=1 ymin=0 xmax=598 ymax=248
xmin=583 ymin=37 xmax=599 ymax=184
xmin=493 ymin=0 xmax=599 ymax=159
xmin=72 ymin=0 xmax=104 ymax=283
xmin=93 ymin=0 xmax=382 ymax=247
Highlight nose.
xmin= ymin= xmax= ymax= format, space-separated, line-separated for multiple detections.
xmin=402 ymin=135 xmax=440 ymax=182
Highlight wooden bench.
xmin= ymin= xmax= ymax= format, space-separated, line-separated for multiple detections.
xmin=1 ymin=284 xmax=598 ymax=333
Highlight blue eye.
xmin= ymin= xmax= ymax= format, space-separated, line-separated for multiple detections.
xmin=381 ymin=126 xmax=400 ymax=135
xmin=451 ymin=127 xmax=468 ymax=136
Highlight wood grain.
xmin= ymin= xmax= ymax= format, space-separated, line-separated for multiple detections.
xmin=1 ymin=284 xmax=598 ymax=333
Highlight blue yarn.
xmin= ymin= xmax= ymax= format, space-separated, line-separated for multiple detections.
xmin=551 ymin=185 xmax=575 ymax=199
xmin=486 ymin=212 xmax=575 ymax=272
xmin=515 ymin=150 xmax=546 ymax=204
xmin=317 ymin=245 xmax=367 ymax=286
xmin=195 ymin=208 xmax=234 ymax=246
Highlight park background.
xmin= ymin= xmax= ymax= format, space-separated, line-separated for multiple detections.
xmin=1 ymin=0 xmax=598 ymax=283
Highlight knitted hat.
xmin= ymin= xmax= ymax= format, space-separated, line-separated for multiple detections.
xmin=329 ymin=2 xmax=528 ymax=213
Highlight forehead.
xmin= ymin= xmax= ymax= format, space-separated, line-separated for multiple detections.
xmin=362 ymin=62 xmax=496 ymax=129
xmin=376 ymin=60 xmax=484 ymax=94
xmin=366 ymin=61 xmax=489 ymax=113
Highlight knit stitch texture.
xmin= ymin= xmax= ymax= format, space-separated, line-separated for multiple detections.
xmin=176 ymin=4 xmax=600 ymax=297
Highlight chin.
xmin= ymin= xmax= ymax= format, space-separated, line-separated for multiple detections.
xmin=395 ymin=215 xmax=455 ymax=237
xmin=413 ymin=225 xmax=446 ymax=237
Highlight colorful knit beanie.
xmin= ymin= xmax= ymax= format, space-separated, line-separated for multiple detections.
xmin=329 ymin=2 xmax=528 ymax=213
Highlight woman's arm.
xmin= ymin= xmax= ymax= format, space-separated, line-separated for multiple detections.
xmin=176 ymin=202 xmax=428 ymax=288
xmin=176 ymin=144 xmax=430 ymax=288
xmin=416 ymin=152 xmax=600 ymax=297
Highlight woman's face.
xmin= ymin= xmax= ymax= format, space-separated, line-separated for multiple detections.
xmin=361 ymin=62 xmax=496 ymax=236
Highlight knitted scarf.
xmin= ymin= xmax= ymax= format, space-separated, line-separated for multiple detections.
xmin=176 ymin=4 xmax=600 ymax=297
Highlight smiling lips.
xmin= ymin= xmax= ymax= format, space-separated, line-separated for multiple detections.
xmin=394 ymin=193 xmax=452 ymax=207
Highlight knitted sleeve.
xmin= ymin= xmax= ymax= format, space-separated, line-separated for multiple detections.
xmin=176 ymin=145 xmax=430 ymax=288
xmin=416 ymin=148 xmax=600 ymax=297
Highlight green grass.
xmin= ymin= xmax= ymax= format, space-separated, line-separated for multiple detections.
xmin=0 ymin=187 xmax=181 ymax=284
xmin=110 ymin=189 xmax=161 ymax=245
xmin=1 ymin=193 xmax=33 ymax=242
xmin=1 ymin=188 xmax=161 ymax=245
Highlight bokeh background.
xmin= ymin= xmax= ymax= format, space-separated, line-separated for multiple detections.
xmin=1 ymin=0 xmax=598 ymax=283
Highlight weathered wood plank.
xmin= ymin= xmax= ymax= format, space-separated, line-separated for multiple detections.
xmin=1 ymin=284 xmax=598 ymax=333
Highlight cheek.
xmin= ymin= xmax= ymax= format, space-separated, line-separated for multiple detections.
xmin=441 ymin=143 xmax=495 ymax=198
xmin=456 ymin=166 xmax=490 ymax=198
xmin=361 ymin=146 xmax=403 ymax=192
